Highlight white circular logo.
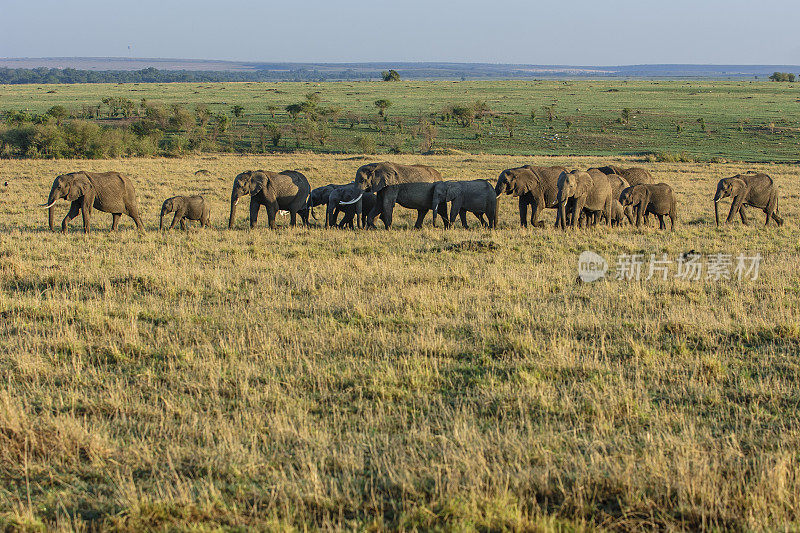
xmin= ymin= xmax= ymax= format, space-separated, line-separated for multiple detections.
xmin=578 ymin=250 xmax=608 ymax=282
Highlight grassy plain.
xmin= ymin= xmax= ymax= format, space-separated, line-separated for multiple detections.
xmin=3 ymin=79 xmax=800 ymax=161
xmin=0 ymin=153 xmax=799 ymax=530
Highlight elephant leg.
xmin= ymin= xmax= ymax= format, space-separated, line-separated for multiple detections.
xmin=519 ymin=198 xmax=528 ymax=228
xmin=572 ymin=198 xmax=585 ymax=229
xmin=460 ymin=210 xmax=469 ymax=229
xmin=739 ymin=204 xmax=749 ymax=225
xmin=62 ymin=201 xmax=81 ymax=234
xmin=727 ymin=196 xmax=741 ymax=224
xmin=290 ymin=211 xmax=297 ymax=227
xmin=530 ymin=197 xmax=544 ymax=228
xmin=414 ymin=209 xmax=427 ymax=229
xmin=658 ymin=214 xmax=666 ymax=230
xmin=365 ymin=202 xmax=381 ymax=228
xmin=169 ymin=212 xmax=182 ymax=230
xmin=380 ymin=190 xmax=398 ymax=229
xmin=81 ymin=203 xmax=92 ymax=235
xmin=437 ymin=202 xmax=449 ymax=228
xmin=249 ymin=201 xmax=260 ymax=228
xmin=266 ymin=205 xmax=278 ymax=230
xmin=111 ymin=213 xmax=121 ymax=231
xmin=476 ymin=213 xmax=487 ymax=227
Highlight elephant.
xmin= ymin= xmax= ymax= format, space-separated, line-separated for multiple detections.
xmin=355 ymin=162 xmax=447 ymax=229
xmin=597 ymin=165 xmax=653 ymax=186
xmin=228 ymin=170 xmax=311 ymax=229
xmin=620 ymin=183 xmax=677 ymax=230
xmin=713 ymin=172 xmax=783 ymax=226
xmin=431 ymin=180 xmax=498 ymax=228
xmin=327 ymin=183 xmax=366 ymax=229
xmin=160 ymin=195 xmax=210 ymax=230
xmin=592 ymin=170 xmax=632 ymax=226
xmin=307 ymin=183 xmax=340 ymax=224
xmin=556 ymin=169 xmax=612 ymax=229
xmin=42 ymin=171 xmax=144 ymax=234
xmin=494 ymin=165 xmax=567 ymax=228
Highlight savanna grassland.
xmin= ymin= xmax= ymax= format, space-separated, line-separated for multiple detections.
xmin=3 ymin=79 xmax=800 ymax=161
xmin=1 ymin=152 xmax=799 ymax=530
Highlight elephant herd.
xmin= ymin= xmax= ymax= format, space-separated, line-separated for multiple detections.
xmin=40 ymin=163 xmax=784 ymax=234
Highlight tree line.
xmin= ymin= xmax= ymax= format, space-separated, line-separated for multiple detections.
xmin=0 ymin=67 xmax=379 ymax=84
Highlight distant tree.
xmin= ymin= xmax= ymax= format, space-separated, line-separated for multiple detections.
xmin=231 ymin=105 xmax=245 ymax=120
xmin=381 ymin=69 xmax=401 ymax=82
xmin=45 ymin=105 xmax=68 ymax=126
xmin=286 ymin=103 xmax=303 ymax=121
xmin=353 ymin=134 xmax=377 ymax=154
xmin=697 ymin=117 xmax=706 ymax=132
xmin=267 ymin=105 xmax=278 ymax=119
xmin=502 ymin=116 xmax=517 ymax=138
xmin=621 ymin=108 xmax=631 ymax=125
xmin=451 ymin=106 xmax=475 ymax=127
xmin=195 ymin=104 xmax=211 ymax=127
xmin=542 ymin=105 xmax=555 ymax=121
xmin=374 ymin=99 xmax=392 ymax=118
xmin=265 ymin=123 xmax=283 ymax=147
xmin=769 ymin=72 xmax=794 ymax=82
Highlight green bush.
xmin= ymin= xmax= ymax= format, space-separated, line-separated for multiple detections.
xmin=353 ymin=134 xmax=377 ymax=154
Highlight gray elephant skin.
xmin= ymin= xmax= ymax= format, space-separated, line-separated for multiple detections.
xmin=327 ymin=184 xmax=377 ymax=229
xmin=42 ymin=171 xmax=144 ymax=234
xmin=228 ymin=170 xmax=311 ymax=229
xmin=355 ymin=162 xmax=447 ymax=229
xmin=557 ymin=169 xmax=612 ymax=229
xmin=597 ymin=165 xmax=653 ymax=187
xmin=714 ymin=172 xmax=782 ymax=226
xmin=160 ymin=195 xmax=211 ymax=230
xmin=431 ymin=180 xmax=498 ymax=228
xmin=494 ymin=165 xmax=567 ymax=228
xmin=620 ymin=183 xmax=677 ymax=230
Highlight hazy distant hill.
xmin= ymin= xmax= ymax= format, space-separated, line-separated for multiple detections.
xmin=0 ymin=57 xmax=798 ymax=81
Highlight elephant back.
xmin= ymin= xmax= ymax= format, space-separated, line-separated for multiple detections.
xmin=380 ymin=162 xmax=442 ymax=185
xmin=740 ymin=172 xmax=774 ymax=197
xmin=529 ymin=165 xmax=567 ymax=206
xmin=620 ymin=167 xmax=653 ymax=186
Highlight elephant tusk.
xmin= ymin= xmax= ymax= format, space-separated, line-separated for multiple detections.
xmin=41 ymin=200 xmax=58 ymax=209
xmin=339 ymin=193 xmax=363 ymax=206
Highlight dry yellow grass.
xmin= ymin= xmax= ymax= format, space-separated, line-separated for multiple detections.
xmin=1 ymin=154 xmax=799 ymax=530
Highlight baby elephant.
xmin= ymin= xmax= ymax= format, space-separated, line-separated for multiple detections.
xmin=620 ymin=183 xmax=677 ymax=230
xmin=431 ymin=179 xmax=498 ymax=228
xmin=160 ymin=195 xmax=211 ymax=230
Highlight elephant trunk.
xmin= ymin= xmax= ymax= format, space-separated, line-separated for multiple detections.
xmin=44 ymin=185 xmax=60 ymax=231
xmin=228 ymin=191 xmax=239 ymax=229
xmin=431 ymin=201 xmax=439 ymax=227
xmin=714 ymin=198 xmax=720 ymax=227
xmin=159 ymin=210 xmax=166 ymax=230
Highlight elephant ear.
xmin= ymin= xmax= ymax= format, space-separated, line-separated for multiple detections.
xmin=575 ymin=173 xmax=592 ymax=197
xmin=731 ymin=177 xmax=748 ymax=195
xmin=371 ymin=166 xmax=395 ymax=193
xmin=446 ymin=183 xmax=461 ymax=202
xmin=66 ymin=173 xmax=92 ymax=202
xmin=249 ymin=172 xmax=265 ymax=195
xmin=514 ymin=169 xmax=535 ymax=196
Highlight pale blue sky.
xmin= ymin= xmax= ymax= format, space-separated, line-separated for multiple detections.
xmin=1 ymin=0 xmax=798 ymax=64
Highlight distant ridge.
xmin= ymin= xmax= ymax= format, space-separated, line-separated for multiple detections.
xmin=1 ymin=57 xmax=798 ymax=80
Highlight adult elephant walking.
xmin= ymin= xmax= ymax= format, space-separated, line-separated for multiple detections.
xmin=557 ymin=170 xmax=612 ymax=229
xmin=494 ymin=165 xmax=566 ymax=227
xmin=228 ymin=170 xmax=310 ymax=229
xmin=42 ymin=171 xmax=144 ymax=234
xmin=597 ymin=165 xmax=653 ymax=187
xmin=714 ymin=172 xmax=783 ymax=226
xmin=355 ymin=162 xmax=447 ymax=229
